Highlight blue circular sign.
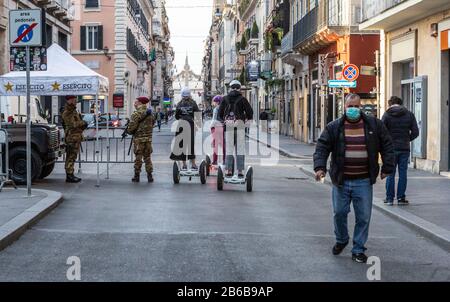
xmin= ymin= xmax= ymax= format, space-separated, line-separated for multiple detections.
xmin=17 ymin=24 xmax=33 ymax=42
xmin=342 ymin=64 xmax=360 ymax=82
xmin=344 ymin=68 xmax=356 ymax=79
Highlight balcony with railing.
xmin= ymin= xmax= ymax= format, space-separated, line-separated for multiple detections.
xmin=360 ymin=0 xmax=406 ymax=22
xmin=281 ymin=31 xmax=292 ymax=57
xmin=152 ymin=19 xmax=162 ymax=38
xmin=292 ymin=0 xmax=357 ymax=55
xmin=239 ymin=0 xmax=258 ymax=21
xmin=360 ymin=0 xmax=450 ymax=31
xmin=281 ymin=30 xmax=305 ymax=67
xmin=43 ymin=0 xmax=69 ymax=20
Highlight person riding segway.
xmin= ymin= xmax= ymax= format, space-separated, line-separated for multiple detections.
xmin=206 ymin=95 xmax=226 ymax=175
xmin=170 ymin=87 xmax=208 ymax=184
xmin=216 ymin=80 xmax=254 ymax=192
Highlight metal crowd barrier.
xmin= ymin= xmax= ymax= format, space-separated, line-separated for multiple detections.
xmin=58 ymin=136 xmax=135 ymax=164
xmin=0 ymin=129 xmax=17 ymax=192
xmin=58 ymin=128 xmax=134 ymax=167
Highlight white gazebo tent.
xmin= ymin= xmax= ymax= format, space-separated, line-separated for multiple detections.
xmin=0 ymin=43 xmax=110 ymax=187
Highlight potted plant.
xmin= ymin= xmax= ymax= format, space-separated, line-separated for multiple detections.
xmin=265 ymin=31 xmax=274 ymax=52
xmin=239 ymin=34 xmax=248 ymax=54
xmin=270 ymin=107 xmax=277 ymax=119
xmin=272 ymin=28 xmax=284 ymax=47
xmin=235 ymin=41 xmax=241 ymax=51
xmin=251 ymin=21 xmax=259 ymax=39
xmin=245 ymin=28 xmax=251 ymax=41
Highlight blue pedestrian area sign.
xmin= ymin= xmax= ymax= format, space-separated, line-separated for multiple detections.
xmin=9 ymin=9 xmax=42 ymax=47
xmin=328 ymin=80 xmax=357 ymax=88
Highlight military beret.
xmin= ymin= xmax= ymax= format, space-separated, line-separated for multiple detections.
xmin=137 ymin=96 xmax=150 ymax=104
xmin=65 ymin=95 xmax=77 ymax=100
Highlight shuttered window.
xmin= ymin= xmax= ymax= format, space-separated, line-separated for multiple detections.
xmin=80 ymin=25 xmax=103 ymax=51
xmin=85 ymin=0 xmax=99 ymax=8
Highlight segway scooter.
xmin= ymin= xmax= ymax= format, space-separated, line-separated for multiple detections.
xmin=217 ymin=160 xmax=253 ymax=192
xmin=173 ymin=159 xmax=208 ymax=185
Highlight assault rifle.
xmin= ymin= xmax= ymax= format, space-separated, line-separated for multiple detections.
xmin=121 ymin=118 xmax=133 ymax=156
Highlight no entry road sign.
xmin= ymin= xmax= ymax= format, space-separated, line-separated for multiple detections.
xmin=9 ymin=9 xmax=42 ymax=47
xmin=342 ymin=64 xmax=360 ymax=82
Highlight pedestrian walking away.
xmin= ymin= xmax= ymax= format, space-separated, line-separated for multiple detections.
xmin=170 ymin=87 xmax=201 ymax=170
xmin=126 ymin=96 xmax=155 ymax=183
xmin=313 ymin=93 xmax=394 ymax=263
xmin=62 ymin=95 xmax=88 ymax=183
xmin=259 ymin=109 xmax=269 ymax=133
xmin=155 ymin=107 xmax=164 ymax=132
xmin=218 ymin=80 xmax=253 ymax=178
xmin=382 ymin=96 xmax=420 ymax=206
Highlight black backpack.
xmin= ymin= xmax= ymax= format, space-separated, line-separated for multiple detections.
xmin=223 ymin=97 xmax=242 ymax=122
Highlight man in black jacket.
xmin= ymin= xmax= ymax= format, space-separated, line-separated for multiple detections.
xmin=314 ymin=94 xmax=394 ymax=263
xmin=218 ymin=80 xmax=253 ymax=177
xmin=382 ymin=96 xmax=419 ymax=206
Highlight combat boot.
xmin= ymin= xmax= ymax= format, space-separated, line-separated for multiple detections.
xmin=132 ymin=172 xmax=140 ymax=182
xmin=66 ymin=174 xmax=82 ymax=183
xmin=147 ymin=173 xmax=154 ymax=183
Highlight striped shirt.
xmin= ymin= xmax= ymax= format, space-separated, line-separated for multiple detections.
xmin=344 ymin=119 xmax=369 ymax=179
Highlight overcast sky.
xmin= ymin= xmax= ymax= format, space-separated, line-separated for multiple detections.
xmin=165 ymin=0 xmax=213 ymax=76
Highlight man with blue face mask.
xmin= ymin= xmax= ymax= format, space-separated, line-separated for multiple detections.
xmin=313 ymin=93 xmax=394 ymax=263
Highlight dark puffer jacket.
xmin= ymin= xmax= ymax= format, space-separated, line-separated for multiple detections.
xmin=314 ymin=113 xmax=395 ymax=186
xmin=217 ymin=90 xmax=253 ymax=122
xmin=381 ymin=106 xmax=419 ymax=152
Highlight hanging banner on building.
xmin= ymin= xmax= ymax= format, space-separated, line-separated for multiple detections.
xmin=360 ymin=65 xmax=376 ymax=76
xmin=247 ymin=60 xmax=260 ymax=82
xmin=318 ymin=54 xmax=327 ymax=86
xmin=10 ymin=46 xmax=47 ymax=71
xmin=113 ymin=93 xmax=124 ymax=108
xmin=0 ymin=78 xmax=99 ymax=96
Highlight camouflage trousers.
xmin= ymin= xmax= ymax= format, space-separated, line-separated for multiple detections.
xmin=65 ymin=141 xmax=81 ymax=175
xmin=134 ymin=139 xmax=153 ymax=174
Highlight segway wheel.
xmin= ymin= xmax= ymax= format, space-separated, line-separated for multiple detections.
xmin=173 ymin=162 xmax=180 ymax=184
xmin=217 ymin=166 xmax=224 ymax=191
xmin=205 ymin=155 xmax=211 ymax=176
xmin=200 ymin=161 xmax=207 ymax=184
xmin=246 ymin=167 xmax=253 ymax=192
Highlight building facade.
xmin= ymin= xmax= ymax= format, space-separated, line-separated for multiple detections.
xmin=360 ymin=0 xmax=450 ymax=174
xmin=0 ymin=0 xmax=73 ymax=120
xmin=202 ymin=1 xmax=393 ymax=148
xmin=173 ymin=55 xmax=203 ymax=106
xmin=152 ymin=0 xmax=174 ymax=108
xmin=71 ymin=0 xmax=154 ymax=117
xmin=287 ymin=0 xmax=379 ymax=143
xmin=202 ymin=0 xmax=228 ymax=108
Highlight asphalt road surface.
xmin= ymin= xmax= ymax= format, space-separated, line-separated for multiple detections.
xmin=0 ymin=123 xmax=449 ymax=281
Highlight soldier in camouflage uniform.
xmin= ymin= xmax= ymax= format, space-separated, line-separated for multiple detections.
xmin=62 ymin=95 xmax=87 ymax=183
xmin=127 ymin=96 xmax=155 ymax=183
